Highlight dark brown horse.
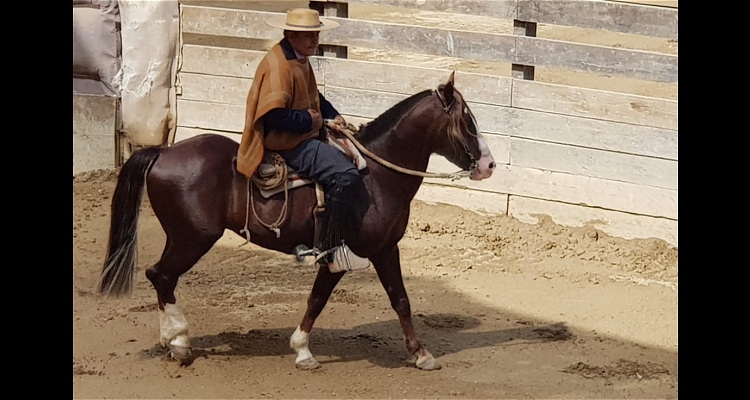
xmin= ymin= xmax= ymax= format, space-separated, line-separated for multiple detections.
xmin=98 ymin=72 xmax=496 ymax=371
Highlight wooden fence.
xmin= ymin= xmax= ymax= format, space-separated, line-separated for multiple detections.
xmin=172 ymin=0 xmax=678 ymax=246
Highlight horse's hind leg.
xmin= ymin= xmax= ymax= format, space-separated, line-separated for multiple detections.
xmin=146 ymin=231 xmax=221 ymax=362
xmin=372 ymin=245 xmax=441 ymax=370
xmin=290 ymin=264 xmax=345 ymax=369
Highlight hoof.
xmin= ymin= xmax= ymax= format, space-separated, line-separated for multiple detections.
xmin=415 ymin=355 xmax=442 ymax=371
xmin=169 ymin=345 xmax=192 ymax=363
xmin=295 ymin=357 xmax=321 ymax=370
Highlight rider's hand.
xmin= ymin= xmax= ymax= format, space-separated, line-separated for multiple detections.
xmin=308 ymin=109 xmax=323 ymax=131
xmin=333 ymin=115 xmax=346 ymax=127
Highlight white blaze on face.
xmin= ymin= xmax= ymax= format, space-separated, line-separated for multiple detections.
xmin=466 ymin=106 xmax=495 ymax=180
xmin=159 ymin=303 xmax=190 ymax=348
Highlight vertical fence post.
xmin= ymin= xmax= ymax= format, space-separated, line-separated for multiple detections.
xmin=309 ymin=1 xmax=348 ymax=59
xmin=512 ymin=19 xmax=536 ymax=80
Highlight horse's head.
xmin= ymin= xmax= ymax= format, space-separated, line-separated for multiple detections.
xmin=432 ymin=72 xmax=496 ymax=181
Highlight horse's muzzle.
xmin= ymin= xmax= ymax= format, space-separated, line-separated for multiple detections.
xmin=470 ymin=137 xmax=496 ymax=181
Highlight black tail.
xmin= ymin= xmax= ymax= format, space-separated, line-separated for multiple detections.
xmin=98 ymin=146 xmax=164 ymax=297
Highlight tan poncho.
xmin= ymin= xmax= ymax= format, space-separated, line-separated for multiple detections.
xmin=237 ymin=42 xmax=321 ymax=178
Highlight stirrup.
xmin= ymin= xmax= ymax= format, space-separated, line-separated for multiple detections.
xmin=293 ymin=244 xmax=332 ymax=266
xmin=293 ymin=243 xmax=371 ymax=273
xmin=328 ymin=243 xmax=371 ymax=273
xmin=293 ymin=244 xmax=320 ymax=263
xmin=313 ymin=242 xmax=371 ymax=273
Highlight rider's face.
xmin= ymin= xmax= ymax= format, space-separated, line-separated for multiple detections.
xmin=287 ymin=31 xmax=320 ymax=57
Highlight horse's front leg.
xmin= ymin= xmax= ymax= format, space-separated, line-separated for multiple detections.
xmin=372 ymin=245 xmax=441 ymax=370
xmin=290 ymin=263 xmax=345 ymax=370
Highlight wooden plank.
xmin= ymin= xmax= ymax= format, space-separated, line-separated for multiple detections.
xmin=179 ymin=1 xmax=309 ymax=12
xmin=610 ymin=1 xmax=678 ymax=8
xmin=328 ymin=1 xmax=677 ymax=39
xmin=508 ymin=196 xmax=678 ymax=246
xmin=324 ymin=86 xmax=407 ymax=118
xmin=182 ymin=6 xmax=677 ymax=82
xmin=455 ymin=72 xmax=513 ymax=107
xmin=181 ymin=6 xmax=279 ymax=40
xmin=178 ymin=81 xmax=678 ymax=161
xmin=426 ymin=133 xmax=510 ymax=167
xmin=424 ymin=164 xmax=676 ymax=220
xmin=415 ymin=184 xmax=509 ymax=216
xmin=512 ymin=79 xmax=677 ymax=131
xmin=515 ymin=36 xmax=677 ymax=83
xmin=179 ymin=73 xmax=252 ymax=105
xmin=73 ymin=93 xmax=117 ymax=175
xmin=324 ymin=58 xmax=448 ymax=95
xmin=180 ymin=45 xmax=507 ymax=105
xmin=175 ymin=99 xmax=393 ymax=139
xmin=468 ymin=103 xmax=513 ymax=136
xmin=507 ymin=107 xmax=678 ymax=161
xmin=515 ymin=0 xmax=678 ymax=39
xmin=324 ymin=58 xmax=512 ymax=106
xmin=180 ymin=44 xmax=324 ymax=84
xmin=510 ymin=138 xmax=677 ymax=190
xmin=177 ymin=98 xmax=245 ymax=132
xmin=174 ymin=118 xmax=373 ymax=143
xmin=175 ymin=111 xmax=382 ymax=140
xmin=329 ymin=85 xmax=671 ymax=154
xmin=325 ymin=18 xmax=519 ymax=63
xmin=181 ymin=45 xmax=678 ymax=133
xmin=181 ymin=51 xmax=512 ymax=106
xmin=181 ymin=45 xmax=266 ymax=78
xmin=181 ymin=6 xmax=517 ymax=62
xmin=497 ymin=165 xmax=677 ymax=219
xmin=329 ymin=0 xmax=518 ymax=20
xmin=324 ymin=86 xmax=511 ymax=136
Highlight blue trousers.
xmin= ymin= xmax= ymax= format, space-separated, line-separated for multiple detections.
xmin=277 ymin=137 xmax=367 ymax=252
xmin=276 ymin=138 xmax=361 ymax=194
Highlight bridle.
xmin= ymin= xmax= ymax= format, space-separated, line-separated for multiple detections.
xmin=329 ymin=86 xmax=480 ymax=181
xmin=433 ymin=88 xmax=479 ymax=173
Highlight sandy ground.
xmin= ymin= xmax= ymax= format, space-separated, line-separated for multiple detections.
xmin=73 ymin=170 xmax=677 ymax=398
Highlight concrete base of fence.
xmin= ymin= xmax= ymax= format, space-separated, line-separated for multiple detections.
xmin=73 ymin=93 xmax=118 ymax=176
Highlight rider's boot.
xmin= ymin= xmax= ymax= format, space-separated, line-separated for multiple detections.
xmin=315 ymin=174 xmax=371 ymax=273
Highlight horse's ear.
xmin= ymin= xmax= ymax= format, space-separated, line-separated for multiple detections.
xmin=443 ymin=71 xmax=456 ymax=105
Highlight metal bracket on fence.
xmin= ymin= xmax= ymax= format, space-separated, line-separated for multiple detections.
xmin=310 ymin=1 xmax=349 ymax=59
xmin=512 ymin=19 xmax=537 ymax=81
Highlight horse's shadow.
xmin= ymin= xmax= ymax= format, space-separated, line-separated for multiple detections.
xmin=144 ymin=313 xmax=573 ymax=368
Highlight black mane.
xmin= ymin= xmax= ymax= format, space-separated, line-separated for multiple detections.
xmin=355 ymin=89 xmax=434 ymax=143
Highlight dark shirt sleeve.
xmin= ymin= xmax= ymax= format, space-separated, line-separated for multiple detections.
xmin=261 ymin=91 xmax=340 ymax=134
xmin=262 ymin=108 xmax=313 ymax=134
xmin=319 ymin=92 xmax=340 ymax=120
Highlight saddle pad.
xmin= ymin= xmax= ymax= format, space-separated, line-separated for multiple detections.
xmin=257 ymin=134 xmax=367 ymax=199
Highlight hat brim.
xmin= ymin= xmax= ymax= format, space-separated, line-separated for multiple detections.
xmin=266 ymin=15 xmax=340 ymax=31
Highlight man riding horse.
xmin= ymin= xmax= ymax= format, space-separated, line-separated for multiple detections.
xmin=236 ymin=8 xmax=370 ymax=271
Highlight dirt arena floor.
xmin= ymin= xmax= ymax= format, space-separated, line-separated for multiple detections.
xmin=74 ymin=2 xmax=677 ymax=398
xmin=73 ymin=169 xmax=677 ymax=399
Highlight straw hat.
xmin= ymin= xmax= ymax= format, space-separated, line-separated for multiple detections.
xmin=266 ymin=8 xmax=340 ymax=31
